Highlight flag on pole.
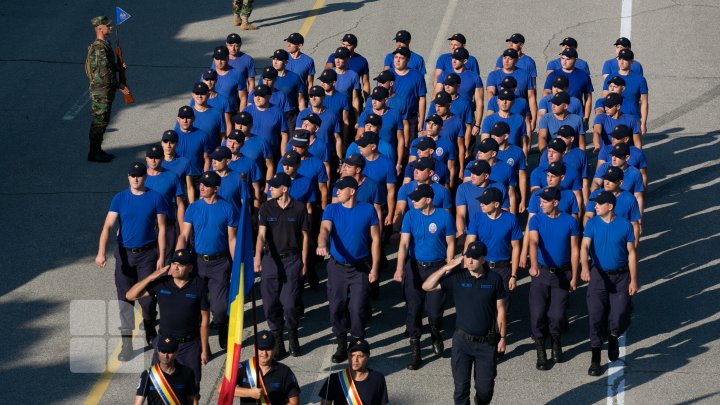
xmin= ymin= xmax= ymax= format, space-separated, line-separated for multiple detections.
xmin=115 ymin=7 xmax=131 ymax=25
xmin=217 ymin=183 xmax=256 ymax=405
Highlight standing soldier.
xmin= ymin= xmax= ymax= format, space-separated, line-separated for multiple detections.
xmin=255 ymin=173 xmax=310 ymax=359
xmin=581 ymin=191 xmax=638 ymax=376
xmin=317 ymin=176 xmax=381 ymax=363
xmin=95 ymin=162 xmax=167 ymax=360
xmin=394 ymin=184 xmax=456 ymax=370
xmin=85 ymin=16 xmax=131 ymax=162
xmin=526 ymin=187 xmax=580 ymax=370
xmin=232 ymin=0 xmax=258 ymax=30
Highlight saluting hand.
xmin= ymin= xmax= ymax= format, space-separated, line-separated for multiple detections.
xmin=448 ymin=255 xmax=463 ymax=268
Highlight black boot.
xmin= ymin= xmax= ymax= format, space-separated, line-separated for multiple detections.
xmin=218 ymin=323 xmax=228 ymax=350
xmin=551 ymin=335 xmax=564 ymax=363
xmin=99 ymin=148 xmax=115 ymax=160
xmin=608 ymin=335 xmax=620 ymax=361
xmin=430 ymin=325 xmax=444 ymax=355
xmin=588 ymin=347 xmax=602 ymax=376
xmin=118 ymin=335 xmax=133 ymax=361
xmin=406 ymin=338 xmax=422 ymax=370
xmin=288 ymin=328 xmax=300 ymax=357
xmin=536 ymin=339 xmax=548 ymax=370
xmin=272 ymin=330 xmax=287 ymax=360
xmin=331 ymin=334 xmax=348 ymax=363
xmin=88 ymin=143 xmax=111 ymax=163
xmin=143 ymin=320 xmax=157 ymax=346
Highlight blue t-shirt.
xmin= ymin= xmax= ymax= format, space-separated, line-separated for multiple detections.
xmin=467 ymin=211 xmax=522 ymax=262
xmin=586 ymin=189 xmax=641 ymax=222
xmin=401 ymin=208 xmax=455 ymax=262
xmin=403 ymin=157 xmax=451 ymax=186
xmin=593 ymin=113 xmax=641 ymax=147
xmin=109 ymin=188 xmax=168 ymax=248
xmin=248 ymin=87 xmax=292 ymax=113
xmin=326 ymin=52 xmax=370 ymax=77
xmin=241 ymin=135 xmax=273 ymax=169
xmin=481 ymin=113 xmax=526 ymax=147
xmin=228 ymin=155 xmax=263 ymax=183
xmin=594 ymin=163 xmax=644 ymax=193
xmin=332 ymin=177 xmax=384 ymax=205
xmin=192 ymin=93 xmax=233 ymax=115
xmin=602 ymin=72 xmax=648 ymax=118
xmin=438 ymin=70 xmax=483 ymax=102
xmin=275 ymin=70 xmax=306 ymax=109
xmin=362 ymin=154 xmax=398 ymax=186
xmin=176 ymin=106 xmax=225 ymax=150
xmin=428 ymin=95 xmax=474 ymax=126
xmin=296 ymin=107 xmax=341 ymax=147
xmin=161 ymin=156 xmax=191 ymax=180
xmin=495 ymin=54 xmax=538 ymax=82
xmin=243 ymin=104 xmax=287 ymax=150
xmin=436 ymin=53 xmax=480 ymax=75
xmin=433 ymin=114 xmax=465 ymax=146
xmin=602 ymin=58 xmax=644 ymax=77
xmin=286 ymin=53 xmax=316 ymax=81
xmin=486 ymin=68 xmax=534 ymax=99
xmin=528 ymin=212 xmax=580 ymax=267
xmin=391 ymin=68 xmax=427 ymax=117
xmin=145 ymin=170 xmax=184 ymax=220
xmin=397 ymin=181 xmax=452 ymax=210
xmin=184 ymin=198 xmax=238 ymax=254
xmin=279 ymin=156 xmax=327 ymax=186
xmin=456 ymin=182 xmax=509 ymax=227
xmin=530 ymin=165 xmax=582 ymax=191
xmin=212 ymin=53 xmax=254 ymax=86
xmin=538 ymin=113 xmax=585 ymax=147
xmin=464 ymin=160 xmax=517 ymax=187
xmin=176 ymin=127 xmax=214 ymax=176
xmin=544 ymin=69 xmax=594 ymax=100
xmin=538 ymin=147 xmax=589 ymax=179
xmin=267 ymin=174 xmax=316 ymax=203
xmin=487 ymin=96 xmax=530 ymax=117
xmin=409 ymin=136 xmax=456 ymax=164
xmin=334 ymin=69 xmax=361 ymax=101
xmin=546 ymin=58 xmax=590 ymax=75
xmin=598 ymin=144 xmax=647 ymax=169
xmin=214 ymin=67 xmax=246 ymax=111
xmin=384 ymin=50 xmax=427 ymax=75
xmin=322 ymin=202 xmax=379 ymax=264
xmin=539 ymin=94 xmax=583 ymax=116
xmin=346 ymin=140 xmax=395 ymax=163
xmin=497 ymin=145 xmax=527 ymax=174
xmin=584 ymin=215 xmax=635 ymax=270
xmin=527 ymin=188 xmax=578 ymax=215
xmin=358 ymin=107 xmax=404 ymax=147
xmin=323 ymin=92 xmax=351 ymax=118
xmin=217 ymin=171 xmax=250 ymax=216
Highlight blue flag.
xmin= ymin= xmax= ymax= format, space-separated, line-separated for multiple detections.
xmin=116 ymin=7 xmax=131 ymax=25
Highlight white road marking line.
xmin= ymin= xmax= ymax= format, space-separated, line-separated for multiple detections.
xmin=424 ymin=0 xmax=458 ymax=92
xmin=673 ymin=135 xmax=720 ymax=154
xmin=620 ymin=0 xmax=633 ymax=38
xmin=682 ymin=206 xmax=720 ymax=219
xmin=643 ymin=202 xmax=677 ymax=213
xmin=63 ymin=90 xmax=89 ymax=120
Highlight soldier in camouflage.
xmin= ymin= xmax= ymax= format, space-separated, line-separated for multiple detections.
xmin=232 ymin=0 xmax=258 ymax=30
xmin=85 ymin=16 xmax=131 ymax=163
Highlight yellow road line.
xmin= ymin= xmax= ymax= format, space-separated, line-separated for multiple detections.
xmin=299 ymin=0 xmax=326 ymax=37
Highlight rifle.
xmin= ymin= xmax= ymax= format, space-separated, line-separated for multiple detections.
xmin=115 ymin=38 xmax=134 ymax=105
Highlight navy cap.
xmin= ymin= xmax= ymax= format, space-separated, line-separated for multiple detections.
xmin=560 ymin=37 xmax=578 ymax=47
xmin=334 ymin=46 xmax=351 ymax=59
xmin=500 ymin=76 xmax=517 ymax=90
xmin=547 ymin=138 xmax=567 ymax=153
xmin=233 ymin=111 xmax=253 ymax=126
xmin=302 ymin=113 xmax=322 ymax=126
xmin=146 ymin=143 xmax=163 ymax=159
xmin=618 ymin=48 xmax=634 ymax=60
xmin=267 ymin=172 xmax=291 ymax=188
xmin=293 ymin=128 xmax=312 ymax=141
xmin=344 ymin=153 xmax=366 ymax=168
xmin=227 ymin=129 xmax=245 ymax=141
xmin=393 ymin=47 xmax=411 ymax=58
xmin=341 ymin=33 xmax=358 ymax=46
xmin=603 ymin=92 xmax=623 ymax=107
xmin=497 ymin=88 xmax=516 ymax=101
xmin=213 ymin=46 xmax=229 ymax=60
xmin=281 ymin=151 xmax=301 ymax=166
xmin=209 ymin=146 xmax=231 ymax=160
xmin=408 ymin=183 xmax=434 ymax=201
xmin=552 ymin=75 xmax=569 ymax=89
xmin=348 ymin=338 xmax=370 ymax=354
xmin=602 ymin=166 xmax=624 ymax=182
xmin=256 ymin=330 xmax=275 ymax=350
xmin=611 ymin=142 xmax=630 ymax=158
xmin=415 ymin=136 xmax=437 ymax=151
xmin=465 ymin=241 xmax=488 ymax=258
xmin=394 ymin=30 xmax=411 ymax=43
xmin=506 ymin=33 xmax=525 ymax=43
xmin=262 ymin=66 xmax=278 ymax=80
xmin=226 ymin=33 xmax=241 ymax=44
xmin=412 ymin=157 xmax=435 ymax=171
xmin=199 ymin=171 xmax=221 ymax=187
xmin=254 ymin=84 xmax=272 ymax=97
xmin=610 ymin=124 xmax=632 ymax=139
xmin=607 ymin=76 xmax=626 ymax=87
xmin=272 ymin=49 xmax=289 ymax=60
xmin=201 ymin=69 xmax=218 ymax=81
xmin=319 ymin=68 xmax=338 ymax=83
xmin=545 ymin=161 xmax=566 ymax=176
xmin=560 ymin=48 xmax=578 ymax=58
xmin=162 ymin=130 xmax=178 ymax=142
xmin=290 ymin=135 xmax=310 ymax=147
xmin=468 ymin=159 xmax=491 ymax=175
xmin=448 ymin=33 xmax=466 ymax=44
xmin=192 ymin=82 xmax=209 ymax=95
xmin=157 ymin=336 xmax=179 ymax=353
xmin=365 ymin=113 xmax=382 ymax=127
xmin=478 ymin=187 xmax=503 ymax=204
xmin=489 ymin=122 xmax=510 ymax=136
xmin=284 ymin=32 xmax=304 ymax=45
xmin=370 ymin=86 xmax=389 ymax=100
xmin=356 ymin=131 xmax=379 ymax=147
xmin=374 ymin=70 xmax=395 ymax=83
xmin=539 ymin=187 xmax=561 ymax=201
xmin=502 ymin=48 xmax=519 ymax=59
xmin=128 ymin=161 xmax=147 ymax=176
xmin=591 ymin=190 xmax=617 ymax=206
xmin=335 ymin=176 xmax=359 ymax=190
xmin=433 ymin=91 xmax=452 ymax=105
xmin=556 ymin=125 xmax=576 ymax=139
xmin=477 ymin=138 xmax=499 ymax=153
xmin=615 ymin=37 xmax=632 ymax=47
xmin=171 ymin=249 xmax=194 ymax=265
xmin=308 ymin=85 xmax=325 ymax=97
xmin=550 ymin=91 xmax=570 ymax=105
xmin=452 ymin=47 xmax=469 ymax=60
xmin=425 ymin=114 xmax=444 ymax=127
xmin=177 ymin=106 xmax=194 ymax=118
xmin=443 ymin=73 xmax=461 ymax=86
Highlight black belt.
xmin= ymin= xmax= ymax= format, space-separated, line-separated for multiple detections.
xmin=456 ymin=328 xmax=495 ymax=343
xmin=542 ymin=264 xmax=571 ymax=274
xmin=416 ymin=259 xmax=445 ymax=268
xmin=198 ymin=252 xmax=227 ymax=261
xmin=160 ymin=333 xmax=198 ymax=343
xmin=605 ymin=265 xmax=629 ymax=275
xmin=273 ymin=250 xmax=299 ymax=259
xmin=488 ymin=260 xmax=511 ymax=269
xmin=332 ymin=257 xmax=368 ymax=268
xmin=124 ymin=243 xmax=156 ymax=254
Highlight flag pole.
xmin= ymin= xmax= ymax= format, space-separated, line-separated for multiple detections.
xmin=251 ymin=282 xmax=262 ymax=404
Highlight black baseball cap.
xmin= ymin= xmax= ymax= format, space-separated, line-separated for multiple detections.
xmin=489 ymin=122 xmax=510 ymax=136
xmin=227 ymin=129 xmax=245 ymax=141
xmin=500 ymin=76 xmax=517 ymax=90
xmin=452 ymin=47 xmax=469 ymax=60
xmin=412 ymin=157 xmax=435 ymax=171
xmin=199 ymin=171 xmax=221 ymax=187
xmin=468 ymin=159 xmax=491 ymax=175
xmin=591 ymin=190 xmax=617 ymax=206
xmin=433 ymin=91 xmax=452 ymax=105
xmin=356 ymin=131 xmax=379 ymax=147
xmin=344 ymin=153 xmax=366 ymax=168
xmin=162 ymin=130 xmax=178 ymax=142
xmin=560 ymin=37 xmax=578 ymax=47
xmin=281 ymin=151 xmax=301 ymax=166
xmin=448 ymin=33 xmax=466 ymax=44
xmin=319 ymin=69 xmax=338 ymax=83
xmin=334 ymin=46 xmax=351 ymax=59
xmin=171 ymin=249 xmax=193 ymax=265
xmin=308 ymin=85 xmax=325 ymax=97
xmin=610 ymin=124 xmax=632 ymax=139
xmin=267 ymin=172 xmax=291 ymax=188
xmin=393 ymin=47 xmax=411 ymax=58
xmin=424 ymin=114 xmax=444 ymax=127
xmin=256 ymin=330 xmax=275 ymax=350
xmin=394 ymin=30 xmax=411 ymax=43
xmin=335 ymin=176 xmax=359 ymax=190
xmin=347 ymin=337 xmax=370 ymax=354
xmin=157 ymin=336 xmax=179 ymax=353
xmin=465 ymin=241 xmax=488 ymax=258
xmin=607 ymin=76 xmax=626 ymax=87
xmin=272 ymin=49 xmax=289 ymax=60
xmin=290 ymin=135 xmax=309 ymax=148
xmin=365 ymin=113 xmax=382 ymax=127
xmin=209 ymin=146 xmax=231 ymax=160
xmin=614 ymin=37 xmax=632 ymax=48
xmin=539 ymin=187 xmax=561 ymax=201
xmin=302 ymin=113 xmax=322 ymax=126
xmin=262 ymin=66 xmax=278 ymax=80
xmin=201 ymin=69 xmax=218 ymax=81
xmin=545 ymin=161 xmax=566 ymax=176
xmin=560 ymin=48 xmax=578 ymax=58
xmin=146 ymin=143 xmax=163 ymax=159
xmin=552 ymin=75 xmax=569 ymax=89
xmin=192 ymin=82 xmax=209 ymax=95
xmin=284 ymin=32 xmax=304 ymax=45
xmin=547 ymin=138 xmax=567 ymax=153
xmin=502 ymin=48 xmax=519 ymax=59
xmin=477 ymin=138 xmax=499 ymax=153
xmin=497 ymin=88 xmax=515 ymax=101
xmin=618 ymin=48 xmax=634 ymax=60
xmin=408 ymin=183 xmax=434 ymax=201
xmin=602 ymin=166 xmax=624 ymax=182
xmin=177 ymin=106 xmax=194 ymax=118
xmin=128 ymin=161 xmax=147 ymax=176
xmin=550 ymin=91 xmax=570 ymax=105
xmin=341 ymin=33 xmax=358 ymax=46
xmin=506 ymin=33 xmax=525 ymax=43
xmin=443 ymin=73 xmax=461 ymax=86
xmin=603 ymin=93 xmax=623 ymax=107
xmin=226 ymin=33 xmax=241 ymax=45
xmin=611 ymin=142 xmax=630 ymax=158
xmin=556 ymin=125 xmax=576 ymax=139
xmin=213 ymin=46 xmax=229 ymax=60
xmin=370 ymin=86 xmax=389 ymax=100
xmin=233 ymin=111 xmax=253 ymax=126
xmin=478 ymin=187 xmax=503 ymax=204
xmin=374 ymin=70 xmax=395 ymax=83
xmin=254 ymin=84 xmax=272 ymax=97
xmin=415 ymin=136 xmax=437 ymax=151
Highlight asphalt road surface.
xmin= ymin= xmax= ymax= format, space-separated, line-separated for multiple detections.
xmin=1 ymin=0 xmax=719 ymax=403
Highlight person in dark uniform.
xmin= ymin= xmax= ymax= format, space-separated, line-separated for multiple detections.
xmin=394 ymin=184 xmax=456 ymax=370
xmin=317 ymin=176 xmax=381 ymax=363
xmin=254 ymin=173 xmax=310 ymax=359
xmin=581 ymin=191 xmax=638 ymax=376
xmin=134 ymin=335 xmax=198 ymax=405
xmin=423 ymin=241 xmax=507 ymax=405
xmin=527 ymin=187 xmax=580 ymax=370
xmin=126 ymin=249 xmax=211 ymax=390
xmin=177 ymin=171 xmax=238 ymax=349
xmin=318 ymin=338 xmax=389 ymax=405
xmin=234 ymin=330 xmax=301 ymax=405
xmin=95 ymin=162 xmax=168 ymax=360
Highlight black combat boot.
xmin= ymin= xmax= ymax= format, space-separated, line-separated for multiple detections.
xmin=88 ymin=143 xmax=111 ymax=163
xmin=430 ymin=324 xmax=444 ymax=355
xmin=551 ymin=335 xmax=564 ymax=363
xmin=331 ymin=334 xmax=348 ymax=363
xmin=536 ymin=339 xmax=548 ymax=370
xmin=608 ymin=335 xmax=620 ymax=361
xmin=288 ymin=328 xmax=300 ymax=357
xmin=406 ymin=338 xmax=422 ymax=370
xmin=588 ymin=347 xmax=603 ymax=376
xmin=218 ymin=323 xmax=228 ymax=350
xmin=143 ymin=320 xmax=157 ymax=346
xmin=118 ymin=334 xmax=133 ymax=361
xmin=272 ymin=330 xmax=287 ymax=360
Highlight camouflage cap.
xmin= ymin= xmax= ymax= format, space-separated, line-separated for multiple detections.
xmin=91 ymin=16 xmax=112 ymax=27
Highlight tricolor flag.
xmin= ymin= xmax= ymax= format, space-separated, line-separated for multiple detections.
xmin=217 ymin=183 xmax=255 ymax=405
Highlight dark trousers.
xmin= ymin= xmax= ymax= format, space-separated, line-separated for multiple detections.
xmin=529 ymin=267 xmax=570 ymax=341
xmin=326 ymin=258 xmax=369 ymax=338
xmin=404 ymin=259 xmax=445 ymax=338
xmin=152 ymin=336 xmax=202 ymax=388
xmin=587 ymin=266 xmax=632 ymax=347
xmin=260 ymin=253 xmax=302 ymax=331
xmin=451 ymin=331 xmax=497 ymax=405
xmin=489 ymin=264 xmax=511 ymax=312
xmin=161 ymin=219 xmax=178 ymax=265
xmin=407 ymin=114 xmax=419 ymax=146
xmin=196 ymin=256 xmax=231 ymax=325
xmin=113 ymin=247 xmax=158 ymax=333
xmin=285 ymin=109 xmax=299 ymax=140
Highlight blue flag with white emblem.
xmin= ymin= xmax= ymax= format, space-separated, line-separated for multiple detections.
xmin=116 ymin=7 xmax=131 ymax=25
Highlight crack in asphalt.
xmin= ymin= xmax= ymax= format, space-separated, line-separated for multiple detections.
xmin=306 ymin=11 xmax=377 ymax=58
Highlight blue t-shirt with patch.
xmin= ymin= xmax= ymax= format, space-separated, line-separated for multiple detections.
xmin=401 ymin=208 xmax=456 ymax=262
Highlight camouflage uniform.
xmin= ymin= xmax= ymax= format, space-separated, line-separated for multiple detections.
xmin=85 ymin=36 xmax=118 ymax=151
xmin=232 ymin=0 xmax=254 ymax=17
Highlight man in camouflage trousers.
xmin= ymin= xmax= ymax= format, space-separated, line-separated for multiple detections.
xmin=232 ymin=0 xmax=258 ymax=30
xmin=85 ymin=16 xmax=131 ymax=163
